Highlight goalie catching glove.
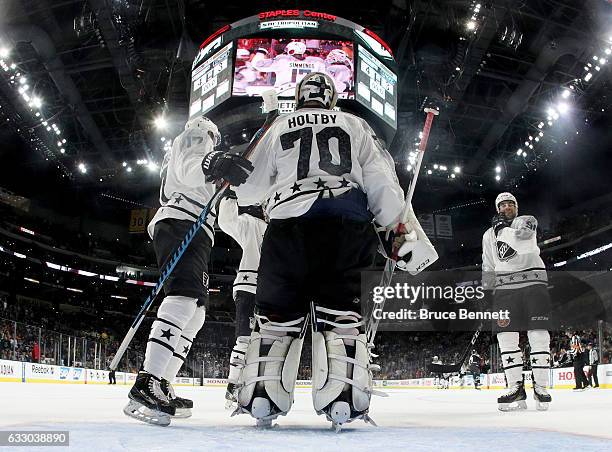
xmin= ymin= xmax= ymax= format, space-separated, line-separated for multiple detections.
xmin=201 ymin=151 xmax=254 ymax=186
xmin=380 ymin=204 xmax=438 ymax=275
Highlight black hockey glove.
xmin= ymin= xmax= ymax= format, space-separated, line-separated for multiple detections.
xmin=201 ymin=151 xmax=254 ymax=186
xmin=491 ymin=213 xmax=512 ymax=237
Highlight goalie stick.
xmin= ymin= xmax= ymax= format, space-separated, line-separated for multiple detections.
xmin=366 ymin=107 xmax=439 ymax=345
xmin=110 ymin=94 xmax=279 ymax=371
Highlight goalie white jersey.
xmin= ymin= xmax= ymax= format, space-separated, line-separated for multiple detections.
xmin=482 ymin=215 xmax=547 ymax=290
xmin=217 ymin=197 xmax=267 ymax=297
xmin=147 ymin=127 xmax=217 ymax=242
xmin=235 ymin=108 xmax=405 ymax=227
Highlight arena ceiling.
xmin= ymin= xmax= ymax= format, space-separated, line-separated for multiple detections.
xmin=0 ymin=0 xmax=610 ymax=220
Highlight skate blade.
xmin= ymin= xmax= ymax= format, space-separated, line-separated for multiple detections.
xmin=123 ymin=400 xmax=171 ymax=426
xmin=498 ymin=400 xmax=527 ymax=412
xmin=535 ymin=401 xmax=549 ymax=411
xmin=332 ymin=422 xmax=342 ymax=433
xmin=172 ymin=408 xmax=192 ymax=419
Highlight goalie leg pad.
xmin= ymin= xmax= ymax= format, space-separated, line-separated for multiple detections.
xmin=311 ymin=305 xmax=381 ymax=427
xmin=236 ymin=314 xmax=307 ymax=421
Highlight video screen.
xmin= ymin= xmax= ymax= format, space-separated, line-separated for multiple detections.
xmin=232 ymin=38 xmax=355 ymax=99
xmin=189 ymin=41 xmax=233 ymax=118
xmin=356 ymin=44 xmax=398 ymax=127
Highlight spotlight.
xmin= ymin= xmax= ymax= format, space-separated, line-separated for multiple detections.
xmin=466 ymin=21 xmax=476 ymax=31
xmin=122 ymin=162 xmax=127 ymax=167
xmin=561 ymin=89 xmax=571 ymax=99
xmin=154 ymin=115 xmax=167 ymax=130
xmin=495 ymin=175 xmax=501 ymax=181
xmin=522 ymin=151 xmax=527 ymax=157
xmin=78 ymin=163 xmax=87 ymax=174
xmin=126 ymin=166 xmax=132 ymax=173
xmin=516 ymin=149 xmax=523 ymax=156
xmin=557 ymin=102 xmax=569 ymax=114
xmin=599 ymin=57 xmax=606 ymax=65
xmin=434 ymin=164 xmax=439 ymax=169
xmin=147 ymin=161 xmax=158 ymax=172
xmin=495 ymin=166 xmax=501 ymax=173
xmin=0 ymin=48 xmax=9 ymax=58
xmin=584 ymin=73 xmax=592 ymax=82
xmin=453 ymin=166 xmax=461 ymax=173
xmin=427 ymin=169 xmax=432 ymax=175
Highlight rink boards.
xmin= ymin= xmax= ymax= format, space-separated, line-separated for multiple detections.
xmin=1 ymin=359 xmax=610 ymax=389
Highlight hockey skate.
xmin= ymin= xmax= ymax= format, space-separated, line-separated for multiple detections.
xmin=533 ymin=383 xmax=551 ymax=411
xmin=123 ymin=372 xmax=175 ymax=426
xmin=497 ymin=381 xmax=527 ymax=411
xmin=160 ymin=379 xmax=193 ymax=418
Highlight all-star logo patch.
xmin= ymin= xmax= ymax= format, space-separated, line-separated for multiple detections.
xmin=496 ymin=240 xmax=517 ymax=261
xmin=497 ymin=317 xmax=510 ymax=328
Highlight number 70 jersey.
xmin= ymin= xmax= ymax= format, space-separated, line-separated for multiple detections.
xmin=235 ymin=108 xmax=405 ymax=227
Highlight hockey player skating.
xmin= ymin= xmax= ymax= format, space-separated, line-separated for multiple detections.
xmin=123 ymin=117 xmax=253 ymax=426
xmin=216 ymin=190 xmax=268 ymax=407
xmin=431 ymin=356 xmax=443 ymax=388
xmin=222 ymin=72 xmax=435 ymax=431
xmin=468 ymin=349 xmax=481 ymax=390
xmin=482 ymin=192 xmax=552 ymax=411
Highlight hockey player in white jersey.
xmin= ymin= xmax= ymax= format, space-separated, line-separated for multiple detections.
xmin=123 ymin=116 xmax=253 ymax=426
xmin=252 ymin=41 xmax=327 ymax=96
xmin=482 ymin=192 xmax=552 ymax=411
xmin=325 ymin=49 xmax=353 ymax=95
xmin=222 ymin=72 xmax=434 ymax=430
xmin=216 ymin=190 xmax=267 ymax=407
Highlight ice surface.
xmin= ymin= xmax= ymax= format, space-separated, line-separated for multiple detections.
xmin=1 ymin=384 xmax=610 ymax=451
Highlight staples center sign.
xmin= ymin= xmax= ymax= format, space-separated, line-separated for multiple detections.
xmin=258 ymin=10 xmax=337 ymax=22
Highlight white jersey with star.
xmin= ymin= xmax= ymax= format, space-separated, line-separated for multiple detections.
xmin=482 ymin=215 xmax=547 ymax=290
xmin=147 ymin=127 xmax=217 ymax=242
xmin=235 ymin=108 xmax=405 ymax=227
xmin=217 ymin=197 xmax=267 ymax=297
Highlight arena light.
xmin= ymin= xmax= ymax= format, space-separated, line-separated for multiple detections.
xmin=0 ymin=47 xmax=9 ymax=58
xmin=584 ymin=72 xmax=593 ymax=81
xmin=557 ymin=102 xmax=569 ymax=114
xmin=516 ymin=149 xmax=523 ymax=156
xmin=453 ymin=166 xmax=461 ymax=173
xmin=66 ymin=287 xmax=83 ymax=293
xmin=111 ymin=295 xmax=128 ymax=300
xmin=561 ymin=89 xmax=571 ymax=99
xmin=495 ymin=166 xmax=501 ymax=173
xmin=576 ymin=242 xmax=612 ymax=260
xmin=466 ymin=21 xmax=476 ymax=31
xmin=495 ymin=175 xmax=501 ymax=181
xmin=154 ymin=115 xmax=168 ymax=130
xmin=147 ymin=161 xmax=158 ymax=171
xmin=24 ymin=277 xmax=40 ymax=284
xmin=553 ymin=261 xmax=567 ymax=268
xmin=122 ymin=161 xmax=127 ymax=167
xmin=450 ymin=173 xmax=456 ymax=179
xmin=126 ymin=166 xmax=132 ymax=173
xmin=599 ymin=57 xmax=606 ymax=65
xmin=78 ymin=163 xmax=87 ymax=174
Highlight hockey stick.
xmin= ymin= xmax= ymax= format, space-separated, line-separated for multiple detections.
xmin=110 ymin=97 xmax=279 ymax=371
xmin=366 ymin=107 xmax=439 ymax=344
xmin=427 ymin=323 xmax=482 ymax=374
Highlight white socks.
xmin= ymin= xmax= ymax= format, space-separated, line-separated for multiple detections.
xmin=497 ymin=332 xmax=523 ymax=384
xmin=163 ymin=305 xmax=206 ymax=382
xmin=143 ymin=295 xmax=197 ymax=379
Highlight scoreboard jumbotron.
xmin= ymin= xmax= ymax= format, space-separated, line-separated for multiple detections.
xmin=189 ymin=10 xmax=398 ymax=142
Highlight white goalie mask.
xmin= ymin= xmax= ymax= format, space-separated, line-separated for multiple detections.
xmin=295 ymin=72 xmax=338 ymax=110
xmin=185 ymin=116 xmax=220 ymax=146
xmin=495 ymin=192 xmax=518 ymax=212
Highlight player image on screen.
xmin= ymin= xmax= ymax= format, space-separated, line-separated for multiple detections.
xmin=232 ymin=38 xmax=355 ymax=98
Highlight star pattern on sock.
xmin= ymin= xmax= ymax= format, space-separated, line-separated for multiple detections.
xmin=160 ymin=328 xmax=174 ymax=341
xmin=506 ymin=356 xmax=515 ymax=364
xmin=173 ymin=195 xmax=183 ymax=204
xmin=242 ymin=274 xmax=249 ymax=281
xmin=531 ymin=357 xmax=538 ymax=364
xmin=183 ymin=345 xmax=190 ymax=355
xmin=290 ymin=182 xmax=302 ymax=193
